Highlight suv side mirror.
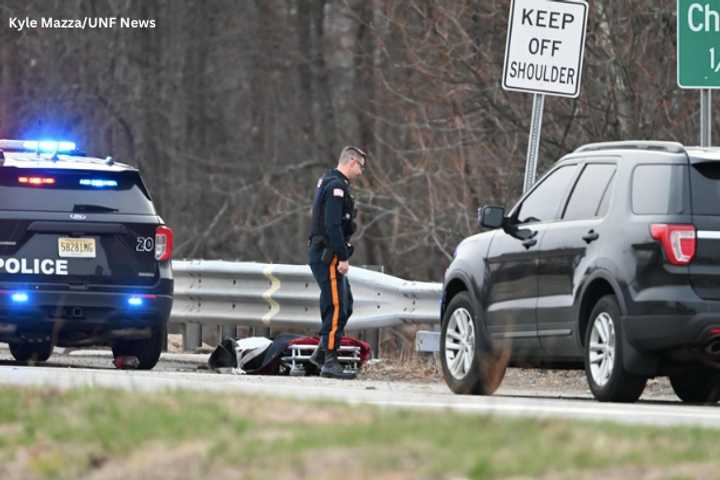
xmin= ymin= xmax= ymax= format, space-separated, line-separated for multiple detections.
xmin=478 ymin=205 xmax=505 ymax=229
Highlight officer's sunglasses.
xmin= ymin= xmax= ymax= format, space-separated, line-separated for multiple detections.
xmin=343 ymin=146 xmax=367 ymax=171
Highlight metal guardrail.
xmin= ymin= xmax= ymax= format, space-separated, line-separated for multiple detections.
xmin=170 ymin=260 xmax=442 ymax=348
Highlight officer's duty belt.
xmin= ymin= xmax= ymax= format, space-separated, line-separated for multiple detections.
xmin=308 ymin=236 xmax=327 ymax=248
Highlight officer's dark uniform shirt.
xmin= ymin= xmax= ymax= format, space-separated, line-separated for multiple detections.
xmin=309 ymin=168 xmax=356 ymax=261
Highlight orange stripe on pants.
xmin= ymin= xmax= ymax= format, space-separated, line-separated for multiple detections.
xmin=328 ymin=255 xmax=340 ymax=351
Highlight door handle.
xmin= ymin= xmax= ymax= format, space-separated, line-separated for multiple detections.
xmin=522 ymin=237 xmax=538 ymax=249
xmin=582 ymin=230 xmax=599 ymax=244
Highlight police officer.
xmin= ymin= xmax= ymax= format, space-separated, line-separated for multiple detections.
xmin=307 ymin=146 xmax=366 ymax=379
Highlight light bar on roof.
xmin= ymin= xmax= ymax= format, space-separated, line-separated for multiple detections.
xmin=0 ymin=139 xmax=79 ymax=155
xmin=22 ymin=140 xmax=77 ymax=153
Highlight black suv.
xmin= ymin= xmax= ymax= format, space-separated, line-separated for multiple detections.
xmin=441 ymin=141 xmax=720 ymax=403
xmin=0 ymin=140 xmax=173 ymax=369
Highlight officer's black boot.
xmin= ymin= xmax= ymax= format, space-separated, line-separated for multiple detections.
xmin=308 ymin=343 xmax=325 ymax=372
xmin=320 ymin=350 xmax=357 ymax=380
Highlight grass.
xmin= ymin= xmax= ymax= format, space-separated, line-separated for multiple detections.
xmin=0 ymin=386 xmax=717 ymax=479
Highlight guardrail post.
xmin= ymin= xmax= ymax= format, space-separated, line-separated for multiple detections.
xmin=368 ymin=328 xmax=381 ymax=359
xmin=354 ymin=264 xmax=384 ymax=359
xmin=221 ymin=324 xmax=236 ymax=341
xmin=184 ymin=323 xmax=202 ymax=352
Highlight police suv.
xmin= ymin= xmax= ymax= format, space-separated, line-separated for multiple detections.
xmin=0 ymin=140 xmax=173 ymax=369
xmin=442 ymin=141 xmax=720 ymax=403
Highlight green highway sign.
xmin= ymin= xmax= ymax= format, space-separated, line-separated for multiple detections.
xmin=678 ymin=0 xmax=720 ymax=88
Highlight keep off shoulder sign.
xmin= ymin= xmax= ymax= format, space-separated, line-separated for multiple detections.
xmin=502 ymin=0 xmax=589 ymax=98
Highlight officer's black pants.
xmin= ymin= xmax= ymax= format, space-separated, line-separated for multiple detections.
xmin=309 ymin=250 xmax=353 ymax=353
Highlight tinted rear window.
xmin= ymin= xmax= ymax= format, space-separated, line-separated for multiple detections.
xmin=632 ymin=164 xmax=687 ymax=215
xmin=0 ymin=169 xmax=155 ymax=214
xmin=691 ymin=163 xmax=720 ymax=216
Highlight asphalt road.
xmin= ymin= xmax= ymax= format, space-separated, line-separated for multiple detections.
xmin=1 ymin=347 xmax=719 ymax=429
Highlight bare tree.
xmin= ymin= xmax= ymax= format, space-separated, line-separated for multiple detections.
xmin=0 ymin=0 xmax=707 ymax=281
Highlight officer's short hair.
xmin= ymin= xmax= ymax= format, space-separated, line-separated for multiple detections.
xmin=339 ymin=146 xmax=367 ymax=165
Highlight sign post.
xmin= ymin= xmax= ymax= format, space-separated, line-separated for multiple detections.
xmin=701 ymin=89 xmax=712 ymax=147
xmin=524 ymin=94 xmax=545 ymax=194
xmin=677 ymin=0 xmax=720 ymax=147
xmin=502 ymin=0 xmax=588 ymax=192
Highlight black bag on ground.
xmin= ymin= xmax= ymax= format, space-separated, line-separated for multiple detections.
xmin=208 ymin=338 xmax=238 ymax=369
xmin=208 ymin=333 xmax=303 ymax=374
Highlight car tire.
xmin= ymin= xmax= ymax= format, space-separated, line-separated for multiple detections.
xmin=440 ymin=292 xmax=507 ymax=395
xmin=669 ymin=368 xmax=720 ymax=404
xmin=9 ymin=341 xmax=53 ymax=363
xmin=584 ymin=295 xmax=647 ymax=402
xmin=112 ymin=325 xmax=165 ymax=370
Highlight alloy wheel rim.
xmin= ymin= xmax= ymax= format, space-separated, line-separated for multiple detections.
xmin=445 ymin=307 xmax=475 ymax=380
xmin=588 ymin=312 xmax=616 ymax=387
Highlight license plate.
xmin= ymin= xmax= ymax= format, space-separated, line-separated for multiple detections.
xmin=58 ymin=237 xmax=96 ymax=258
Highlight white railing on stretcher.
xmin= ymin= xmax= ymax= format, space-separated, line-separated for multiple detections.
xmin=282 ymin=344 xmax=361 ymax=376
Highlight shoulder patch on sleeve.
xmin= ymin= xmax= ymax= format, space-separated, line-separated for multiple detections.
xmin=333 ymin=188 xmax=344 ymax=198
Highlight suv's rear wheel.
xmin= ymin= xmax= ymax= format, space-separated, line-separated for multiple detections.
xmin=584 ymin=295 xmax=647 ymax=402
xmin=441 ymin=292 xmax=506 ymax=395
xmin=669 ymin=368 xmax=720 ymax=403
xmin=112 ymin=325 xmax=165 ymax=370
xmin=10 ymin=341 xmax=53 ymax=363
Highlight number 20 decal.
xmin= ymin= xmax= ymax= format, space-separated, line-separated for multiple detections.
xmin=136 ymin=237 xmax=154 ymax=252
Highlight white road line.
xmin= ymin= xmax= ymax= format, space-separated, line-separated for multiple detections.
xmin=360 ymin=399 xmax=720 ymax=427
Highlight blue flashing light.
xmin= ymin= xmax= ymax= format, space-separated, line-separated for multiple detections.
xmin=79 ymin=179 xmax=118 ymax=188
xmin=23 ymin=140 xmax=77 ymax=153
xmin=128 ymin=296 xmax=143 ymax=307
xmin=11 ymin=292 xmax=29 ymax=304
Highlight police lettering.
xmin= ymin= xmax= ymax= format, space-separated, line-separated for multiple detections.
xmin=0 ymin=258 xmax=68 ymax=276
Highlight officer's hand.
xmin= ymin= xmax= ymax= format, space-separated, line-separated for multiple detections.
xmin=337 ymin=260 xmax=350 ymax=275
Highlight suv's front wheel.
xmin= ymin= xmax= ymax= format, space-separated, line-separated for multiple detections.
xmin=112 ymin=325 xmax=165 ymax=370
xmin=584 ymin=295 xmax=647 ymax=402
xmin=440 ymin=292 xmax=506 ymax=395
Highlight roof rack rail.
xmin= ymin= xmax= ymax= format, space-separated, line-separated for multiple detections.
xmin=574 ymin=141 xmax=686 ymax=154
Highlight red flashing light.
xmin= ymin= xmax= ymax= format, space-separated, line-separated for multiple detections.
xmin=650 ymin=224 xmax=696 ymax=266
xmin=18 ymin=176 xmax=55 ymax=186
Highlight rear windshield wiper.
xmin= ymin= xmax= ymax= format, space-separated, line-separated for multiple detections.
xmin=72 ymin=203 xmax=119 ymax=213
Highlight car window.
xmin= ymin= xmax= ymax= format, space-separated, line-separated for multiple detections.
xmin=563 ymin=164 xmax=616 ymax=221
xmin=516 ymin=165 xmax=578 ymax=223
xmin=690 ymin=162 xmax=720 ymax=215
xmin=632 ymin=164 xmax=687 ymax=215
xmin=0 ymin=169 xmax=156 ymax=215
xmin=595 ymin=174 xmax=615 ymax=217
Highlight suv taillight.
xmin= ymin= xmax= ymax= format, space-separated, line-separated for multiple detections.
xmin=155 ymin=225 xmax=173 ymax=262
xmin=650 ymin=224 xmax=696 ymax=266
